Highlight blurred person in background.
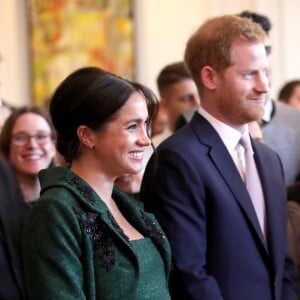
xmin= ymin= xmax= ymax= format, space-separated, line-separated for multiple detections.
xmin=287 ymin=184 xmax=300 ymax=298
xmin=248 ymin=120 xmax=264 ymax=143
xmin=152 ymin=61 xmax=200 ymax=146
xmin=0 ymin=107 xmax=56 ymax=203
xmin=278 ymin=80 xmax=300 ymax=110
xmin=151 ymin=101 xmax=168 ymax=137
xmin=114 ymin=173 xmax=142 ymax=200
xmin=0 ymin=106 xmax=56 ymax=299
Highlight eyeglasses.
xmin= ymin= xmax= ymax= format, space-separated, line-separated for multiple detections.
xmin=12 ymin=132 xmax=53 ymax=146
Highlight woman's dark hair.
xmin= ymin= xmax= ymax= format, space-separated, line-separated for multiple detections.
xmin=238 ymin=11 xmax=272 ymax=35
xmin=50 ymin=66 xmax=159 ymax=163
xmin=278 ymin=80 xmax=300 ymax=104
xmin=0 ymin=106 xmax=55 ymax=159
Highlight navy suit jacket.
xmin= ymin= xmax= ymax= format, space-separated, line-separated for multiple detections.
xmin=141 ymin=113 xmax=297 ymax=300
xmin=0 ymin=160 xmax=27 ymax=299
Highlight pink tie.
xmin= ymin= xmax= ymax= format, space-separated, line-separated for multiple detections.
xmin=239 ymin=134 xmax=266 ymax=238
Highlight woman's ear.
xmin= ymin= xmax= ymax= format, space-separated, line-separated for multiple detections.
xmin=77 ymin=125 xmax=95 ymax=149
xmin=201 ymin=66 xmax=218 ymax=90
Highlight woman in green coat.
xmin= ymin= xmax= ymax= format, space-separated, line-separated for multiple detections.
xmin=22 ymin=67 xmax=171 ymax=300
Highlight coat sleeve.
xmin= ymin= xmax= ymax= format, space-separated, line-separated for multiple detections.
xmin=0 ymin=160 xmax=27 ymax=299
xmin=140 ymin=148 xmax=224 ymax=300
xmin=22 ymin=197 xmax=85 ymax=300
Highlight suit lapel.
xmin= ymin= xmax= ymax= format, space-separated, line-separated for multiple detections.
xmin=210 ymin=144 xmax=268 ymax=250
xmin=252 ymin=141 xmax=284 ymax=273
xmin=190 ymin=114 xmax=268 ymax=253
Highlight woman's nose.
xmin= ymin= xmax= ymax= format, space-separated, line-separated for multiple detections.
xmin=138 ymin=128 xmax=151 ymax=146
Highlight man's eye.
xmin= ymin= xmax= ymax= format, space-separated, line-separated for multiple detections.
xmin=243 ymin=71 xmax=256 ymax=79
xmin=181 ymin=95 xmax=193 ymax=102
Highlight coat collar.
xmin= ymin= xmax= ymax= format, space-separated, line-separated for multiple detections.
xmin=39 ymin=167 xmax=171 ymax=275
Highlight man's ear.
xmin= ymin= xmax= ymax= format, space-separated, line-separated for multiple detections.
xmin=201 ymin=66 xmax=218 ymax=90
xmin=77 ymin=125 xmax=95 ymax=149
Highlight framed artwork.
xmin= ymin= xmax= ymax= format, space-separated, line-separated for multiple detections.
xmin=28 ymin=0 xmax=134 ymax=106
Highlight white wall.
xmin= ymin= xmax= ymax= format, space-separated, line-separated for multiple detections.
xmin=0 ymin=0 xmax=31 ymax=106
xmin=134 ymin=0 xmax=286 ymax=98
xmin=134 ymin=0 xmax=205 ymax=95
xmin=0 ymin=0 xmax=299 ymax=106
xmin=277 ymin=1 xmax=300 ymax=85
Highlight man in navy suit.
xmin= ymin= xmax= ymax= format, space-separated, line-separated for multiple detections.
xmin=141 ymin=15 xmax=297 ymax=299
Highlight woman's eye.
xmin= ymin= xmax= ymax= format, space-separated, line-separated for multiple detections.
xmin=127 ymin=124 xmax=137 ymax=130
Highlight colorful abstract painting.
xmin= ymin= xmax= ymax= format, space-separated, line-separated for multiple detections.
xmin=28 ymin=0 xmax=134 ymax=105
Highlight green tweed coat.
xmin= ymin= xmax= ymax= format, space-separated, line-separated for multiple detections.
xmin=23 ymin=167 xmax=171 ymax=300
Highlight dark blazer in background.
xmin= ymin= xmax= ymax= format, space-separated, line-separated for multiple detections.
xmin=0 ymin=159 xmax=27 ymax=299
xmin=141 ymin=112 xmax=297 ymax=300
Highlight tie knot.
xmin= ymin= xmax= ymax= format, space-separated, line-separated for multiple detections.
xmin=239 ymin=134 xmax=253 ymax=155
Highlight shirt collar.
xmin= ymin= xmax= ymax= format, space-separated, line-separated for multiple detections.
xmin=198 ymin=106 xmax=247 ymax=152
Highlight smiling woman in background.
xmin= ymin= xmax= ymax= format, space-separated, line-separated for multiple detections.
xmin=0 ymin=106 xmax=56 ymax=300
xmin=22 ymin=67 xmax=171 ymax=300
xmin=0 ymin=107 xmax=56 ymax=203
